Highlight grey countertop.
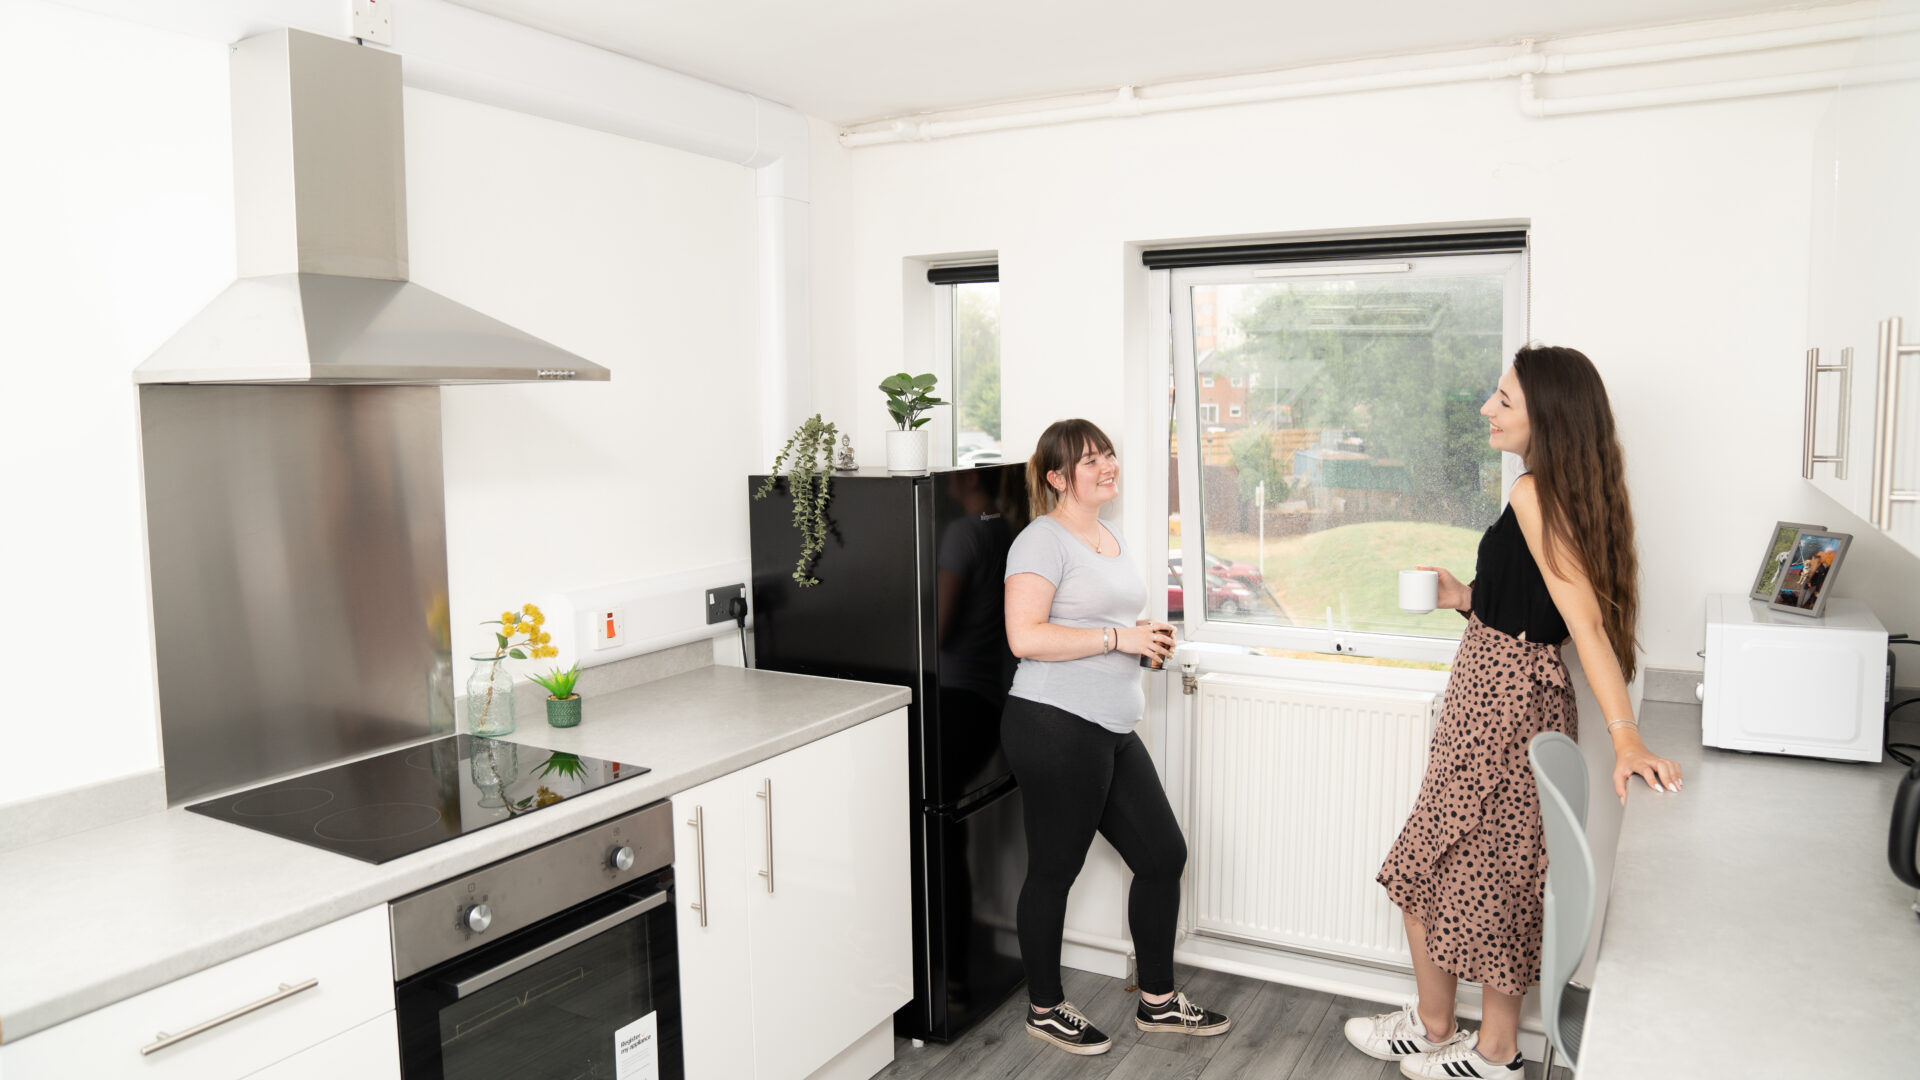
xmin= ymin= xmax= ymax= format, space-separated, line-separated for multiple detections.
xmin=1579 ymin=704 xmax=1920 ymax=1077
xmin=0 ymin=666 xmax=908 ymax=1045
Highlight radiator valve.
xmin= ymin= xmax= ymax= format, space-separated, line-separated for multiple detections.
xmin=1180 ymin=661 xmax=1199 ymax=695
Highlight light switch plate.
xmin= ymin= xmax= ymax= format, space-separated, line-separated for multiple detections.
xmin=352 ymin=0 xmax=393 ymax=45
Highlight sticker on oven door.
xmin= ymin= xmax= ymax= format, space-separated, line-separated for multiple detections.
xmin=614 ymin=1011 xmax=658 ymax=1080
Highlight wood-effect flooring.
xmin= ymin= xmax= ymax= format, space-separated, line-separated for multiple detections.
xmin=876 ymin=966 xmax=1574 ymax=1080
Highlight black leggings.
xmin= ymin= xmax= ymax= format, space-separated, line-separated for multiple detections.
xmin=1000 ymin=695 xmax=1186 ymax=1006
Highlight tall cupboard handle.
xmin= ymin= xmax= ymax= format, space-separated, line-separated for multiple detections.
xmin=1803 ymin=346 xmax=1853 ymax=480
xmin=686 ymin=805 xmax=708 ymax=927
xmin=756 ymin=779 xmax=774 ymax=893
xmin=139 ymin=978 xmax=318 ymax=1056
xmin=1872 ymin=318 xmax=1920 ymax=528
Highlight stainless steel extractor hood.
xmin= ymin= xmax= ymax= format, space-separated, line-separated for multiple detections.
xmin=135 ymin=29 xmax=607 ymax=386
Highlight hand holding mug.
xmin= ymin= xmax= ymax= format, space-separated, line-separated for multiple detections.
xmin=1414 ymin=565 xmax=1471 ymax=612
xmin=1125 ymin=620 xmax=1176 ymax=667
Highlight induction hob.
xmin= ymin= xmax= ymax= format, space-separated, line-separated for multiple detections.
xmin=187 ymin=734 xmax=647 ymax=864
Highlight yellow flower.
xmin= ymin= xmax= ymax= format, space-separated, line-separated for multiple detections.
xmin=518 ymin=621 xmax=534 ymax=635
xmin=538 ymin=631 xmax=551 ymax=644
xmin=531 ymin=611 xmax=545 ymax=626
xmin=522 ymin=603 xmax=538 ymax=616
xmin=500 ymin=611 xmax=515 ymax=625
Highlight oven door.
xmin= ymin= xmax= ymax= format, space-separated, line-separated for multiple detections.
xmin=396 ymin=872 xmax=683 ymax=1080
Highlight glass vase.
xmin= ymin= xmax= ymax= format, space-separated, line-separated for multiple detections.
xmin=470 ymin=738 xmax=520 ymax=809
xmin=466 ymin=654 xmax=517 ymax=737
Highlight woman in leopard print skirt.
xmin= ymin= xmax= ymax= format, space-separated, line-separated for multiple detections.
xmin=1345 ymin=345 xmax=1683 ymax=1080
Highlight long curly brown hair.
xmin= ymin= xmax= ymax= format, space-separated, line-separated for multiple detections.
xmin=1512 ymin=345 xmax=1640 ymax=682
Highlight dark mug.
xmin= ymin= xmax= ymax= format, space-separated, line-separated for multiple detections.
xmin=1140 ymin=626 xmax=1176 ymax=669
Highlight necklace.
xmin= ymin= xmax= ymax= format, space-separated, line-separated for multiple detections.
xmin=1057 ymin=514 xmax=1105 ymax=554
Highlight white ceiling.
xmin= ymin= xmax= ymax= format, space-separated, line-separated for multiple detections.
xmin=446 ymin=0 xmax=1832 ymax=124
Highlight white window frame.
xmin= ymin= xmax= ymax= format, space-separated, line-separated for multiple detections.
xmin=1165 ymin=251 xmax=1529 ymax=664
xmin=1201 ymin=374 xmax=1215 ymax=387
xmin=1199 ymin=402 xmax=1219 ymax=424
xmin=1229 ymin=404 xmax=1242 ymax=418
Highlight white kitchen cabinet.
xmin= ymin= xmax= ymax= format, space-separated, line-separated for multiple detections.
xmin=1802 ymin=17 xmax=1920 ymax=556
xmin=0 ymin=906 xmax=393 ymax=1080
xmin=242 ymin=1012 xmax=398 ymax=1080
xmin=671 ymin=710 xmax=911 ymax=1080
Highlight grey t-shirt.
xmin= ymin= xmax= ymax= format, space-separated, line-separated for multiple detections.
xmin=1005 ymin=515 xmax=1148 ymax=733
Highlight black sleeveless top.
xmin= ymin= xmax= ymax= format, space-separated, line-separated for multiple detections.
xmin=1470 ymin=502 xmax=1569 ymax=644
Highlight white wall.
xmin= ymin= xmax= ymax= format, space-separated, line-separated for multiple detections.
xmin=0 ymin=2 xmax=763 ymax=806
xmin=840 ymin=77 xmax=1920 ymax=687
xmin=410 ymin=90 xmax=758 ymax=680
xmin=837 ymin=63 xmax=1920 ymax=954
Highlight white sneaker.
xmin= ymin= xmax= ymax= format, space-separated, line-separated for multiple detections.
xmin=1398 ymin=1036 xmax=1524 ymax=1079
xmin=1342 ymin=1002 xmax=1468 ymax=1061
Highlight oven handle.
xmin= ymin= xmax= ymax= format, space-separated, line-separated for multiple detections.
xmin=447 ymin=889 xmax=670 ymax=1000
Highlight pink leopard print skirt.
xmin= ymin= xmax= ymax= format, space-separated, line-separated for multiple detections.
xmin=1376 ymin=613 xmax=1576 ymax=997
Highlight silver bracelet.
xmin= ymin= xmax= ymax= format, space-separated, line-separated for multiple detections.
xmin=1101 ymin=627 xmax=1112 ymax=654
xmin=1606 ymin=718 xmax=1639 ymax=731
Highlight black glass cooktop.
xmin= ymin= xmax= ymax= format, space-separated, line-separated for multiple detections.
xmin=188 ymin=735 xmax=648 ymax=864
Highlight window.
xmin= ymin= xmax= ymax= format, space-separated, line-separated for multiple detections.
xmin=929 ymin=264 xmax=1000 ymax=464
xmin=1164 ymin=242 xmax=1527 ymax=663
xmin=1230 ymin=376 xmax=1243 ymax=387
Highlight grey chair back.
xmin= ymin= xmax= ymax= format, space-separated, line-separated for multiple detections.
xmin=1529 ymin=730 xmax=1595 ymax=1070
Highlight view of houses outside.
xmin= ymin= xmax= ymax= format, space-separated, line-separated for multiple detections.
xmin=1168 ymin=272 xmax=1508 ymax=653
xmin=953 ymin=282 xmax=1002 ymax=465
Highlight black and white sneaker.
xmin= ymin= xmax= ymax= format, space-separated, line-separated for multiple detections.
xmin=1134 ymin=991 xmax=1231 ymax=1036
xmin=1024 ymin=1001 xmax=1112 ymax=1056
xmin=1398 ymin=1037 xmax=1524 ymax=1079
xmin=1343 ymin=1002 xmax=1468 ymax=1061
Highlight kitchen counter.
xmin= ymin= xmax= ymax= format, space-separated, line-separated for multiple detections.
xmin=1578 ymin=703 xmax=1920 ymax=1077
xmin=0 ymin=666 xmax=908 ymax=1044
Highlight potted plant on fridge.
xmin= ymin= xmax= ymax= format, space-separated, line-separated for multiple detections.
xmin=880 ymin=372 xmax=945 ymax=473
xmin=755 ymin=413 xmax=838 ymax=587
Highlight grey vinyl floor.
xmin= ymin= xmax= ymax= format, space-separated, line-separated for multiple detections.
xmin=877 ymin=966 xmax=1574 ymax=1080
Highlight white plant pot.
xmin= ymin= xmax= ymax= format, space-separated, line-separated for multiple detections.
xmin=886 ymin=428 xmax=929 ymax=473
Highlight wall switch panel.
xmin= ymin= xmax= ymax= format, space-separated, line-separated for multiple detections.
xmin=706 ymin=583 xmax=746 ymax=625
xmin=351 ymin=0 xmax=393 ymax=45
xmin=594 ymin=606 xmax=625 ymax=650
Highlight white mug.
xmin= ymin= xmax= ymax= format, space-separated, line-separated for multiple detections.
xmin=1398 ymin=569 xmax=1439 ymax=614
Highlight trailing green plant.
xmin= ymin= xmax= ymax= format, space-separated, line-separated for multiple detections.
xmin=527 ymin=662 xmax=581 ymax=700
xmin=754 ymin=414 xmax=838 ymax=587
xmin=880 ymin=373 xmax=945 ymax=430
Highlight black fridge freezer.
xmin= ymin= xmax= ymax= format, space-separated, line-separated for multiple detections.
xmin=747 ymin=464 xmax=1030 ymax=1043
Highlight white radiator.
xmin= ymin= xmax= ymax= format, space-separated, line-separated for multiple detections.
xmin=1187 ymin=672 xmax=1438 ymax=967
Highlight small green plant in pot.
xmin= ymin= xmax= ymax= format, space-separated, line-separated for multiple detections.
xmin=528 ymin=663 xmax=584 ymax=728
xmin=755 ymin=413 xmax=838 ymax=587
xmin=880 ymin=372 xmax=944 ymax=473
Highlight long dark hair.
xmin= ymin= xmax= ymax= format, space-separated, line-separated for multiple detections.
xmin=1511 ymin=345 xmax=1640 ymax=682
xmin=1026 ymin=419 xmax=1115 ymax=519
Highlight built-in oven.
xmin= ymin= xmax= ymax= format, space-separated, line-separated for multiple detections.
xmin=390 ymin=801 xmax=683 ymax=1080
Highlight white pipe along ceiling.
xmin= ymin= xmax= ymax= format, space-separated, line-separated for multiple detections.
xmin=838 ymin=10 xmax=1920 ymax=144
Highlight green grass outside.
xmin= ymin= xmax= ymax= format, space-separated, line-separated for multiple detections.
xmin=1206 ymin=519 xmax=1484 ymax=638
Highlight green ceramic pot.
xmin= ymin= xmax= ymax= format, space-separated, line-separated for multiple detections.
xmin=546 ymin=695 xmax=582 ymax=728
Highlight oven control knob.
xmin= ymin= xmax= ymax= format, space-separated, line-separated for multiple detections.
xmin=463 ymin=903 xmax=493 ymax=934
xmin=610 ymin=845 xmax=635 ymax=872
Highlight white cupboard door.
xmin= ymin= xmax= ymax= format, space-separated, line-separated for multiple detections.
xmin=747 ymin=710 xmax=912 ymax=1080
xmin=0 ymin=906 xmax=392 ymax=1080
xmin=671 ymin=774 xmax=756 ymax=1080
xmin=242 ymin=1012 xmax=398 ymax=1080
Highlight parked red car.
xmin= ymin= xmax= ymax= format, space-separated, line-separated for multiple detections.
xmin=1168 ymin=567 xmax=1255 ymax=619
xmin=1169 ymin=548 xmax=1264 ymax=591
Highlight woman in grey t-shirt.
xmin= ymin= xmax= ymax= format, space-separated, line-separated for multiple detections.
xmin=1000 ymin=419 xmax=1231 ymax=1056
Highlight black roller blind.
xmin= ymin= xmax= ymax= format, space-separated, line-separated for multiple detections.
xmin=927 ymin=264 xmax=1000 ymax=285
xmin=1142 ymin=230 xmax=1526 ymax=270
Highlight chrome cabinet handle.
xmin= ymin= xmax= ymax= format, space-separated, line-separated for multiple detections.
xmin=1803 ymin=346 xmax=1852 ymax=479
xmin=140 ymin=978 xmax=318 ymax=1056
xmin=756 ymin=779 xmax=774 ymax=893
xmin=1872 ymin=318 xmax=1920 ymax=528
xmin=687 ymin=805 xmax=708 ymax=928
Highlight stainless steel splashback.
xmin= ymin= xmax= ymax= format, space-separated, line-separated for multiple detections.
xmin=140 ymin=386 xmax=453 ymax=804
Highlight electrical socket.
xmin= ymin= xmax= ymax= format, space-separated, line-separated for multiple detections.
xmin=593 ymin=606 xmax=625 ymax=650
xmin=706 ymin=583 xmax=746 ymax=625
